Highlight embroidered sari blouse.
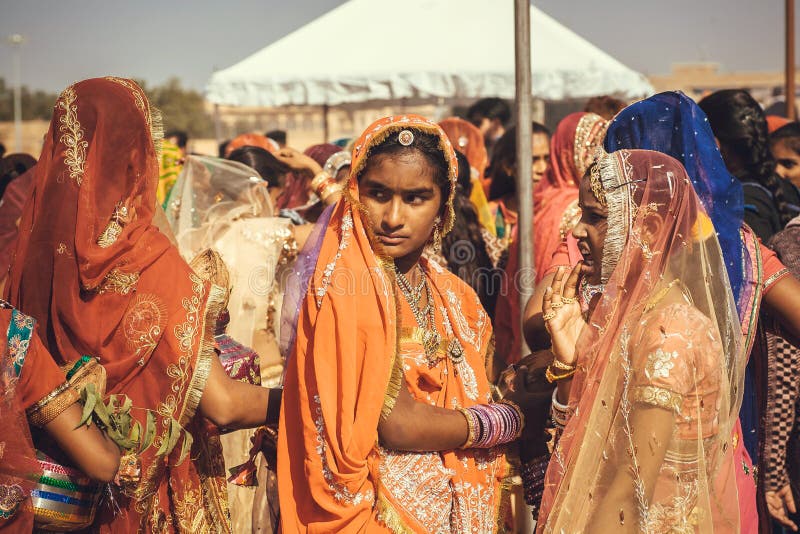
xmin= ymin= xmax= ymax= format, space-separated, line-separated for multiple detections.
xmin=377 ymin=262 xmax=507 ymax=534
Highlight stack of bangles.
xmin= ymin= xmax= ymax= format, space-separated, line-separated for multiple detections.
xmin=310 ymin=170 xmax=342 ymax=204
xmin=545 ymin=357 xmax=576 ymax=383
xmin=458 ymin=400 xmax=524 ymax=449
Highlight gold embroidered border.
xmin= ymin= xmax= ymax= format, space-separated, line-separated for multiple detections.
xmin=26 ymin=380 xmax=74 ymax=427
xmin=179 ymin=282 xmax=226 ymax=426
xmin=630 ymin=385 xmax=682 ymax=413
xmin=764 ymin=268 xmax=789 ymax=292
xmin=57 ymin=86 xmax=88 ymax=187
xmin=381 ymin=267 xmax=402 ymax=421
xmin=377 ymin=492 xmax=417 ymax=534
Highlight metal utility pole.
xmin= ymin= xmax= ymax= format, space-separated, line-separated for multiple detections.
xmin=788 ymin=0 xmax=796 ymax=120
xmin=515 ymin=0 xmax=533 ymax=359
xmin=8 ymin=34 xmax=25 ymax=152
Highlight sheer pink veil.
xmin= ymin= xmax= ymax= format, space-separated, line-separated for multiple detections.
xmin=537 ymin=150 xmax=744 ymax=532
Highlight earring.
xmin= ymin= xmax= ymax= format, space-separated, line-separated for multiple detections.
xmin=432 ymin=216 xmax=443 ymax=253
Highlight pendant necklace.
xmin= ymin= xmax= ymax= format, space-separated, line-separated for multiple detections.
xmin=395 ymin=264 xmax=442 ymax=364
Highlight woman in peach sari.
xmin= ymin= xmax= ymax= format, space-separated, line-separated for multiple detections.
xmin=536 ymin=149 xmax=744 ymax=532
xmin=278 ymin=115 xmax=522 ymax=533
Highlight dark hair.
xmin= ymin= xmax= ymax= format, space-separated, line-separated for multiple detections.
xmin=165 ymin=130 xmax=188 ymax=149
xmin=584 ymin=95 xmax=627 ymax=120
xmin=227 ymin=146 xmax=290 ymax=189
xmin=0 ymin=142 xmax=6 ymax=159
xmin=359 ymin=129 xmax=451 ymax=212
xmin=443 ymin=151 xmax=496 ymax=313
xmin=265 ymin=129 xmax=287 ymax=146
xmin=487 ymin=125 xmax=518 ymax=200
xmin=218 ymin=140 xmax=230 ymax=158
xmin=0 ymin=153 xmax=36 ymax=200
xmin=699 ymin=89 xmax=793 ymax=225
xmin=466 ymin=98 xmax=511 ymax=128
xmin=532 ymin=121 xmax=550 ymax=137
xmin=771 ymin=122 xmax=800 ymax=154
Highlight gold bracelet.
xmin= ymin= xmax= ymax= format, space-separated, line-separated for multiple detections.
xmin=319 ymin=183 xmax=343 ymax=203
xmin=545 ymin=365 xmax=576 ymax=383
xmin=550 ymin=358 xmax=576 ymax=372
xmin=457 ymin=407 xmax=476 ymax=448
xmin=310 ymin=170 xmax=332 ymax=190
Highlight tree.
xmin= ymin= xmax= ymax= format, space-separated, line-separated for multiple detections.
xmin=139 ymin=78 xmax=215 ymax=138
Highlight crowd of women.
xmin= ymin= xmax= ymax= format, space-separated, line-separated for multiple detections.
xmin=3 ymin=76 xmax=800 ymax=533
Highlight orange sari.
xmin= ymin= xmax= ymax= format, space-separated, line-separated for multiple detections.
xmin=6 ymin=78 xmax=229 ymax=532
xmin=278 ymin=115 xmax=508 ymax=533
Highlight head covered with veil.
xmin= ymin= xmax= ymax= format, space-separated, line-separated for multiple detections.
xmin=538 ymin=149 xmax=744 ymax=532
xmin=604 ymin=91 xmax=747 ymax=310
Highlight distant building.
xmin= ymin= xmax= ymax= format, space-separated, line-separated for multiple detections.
xmin=649 ymin=62 xmax=796 ymax=112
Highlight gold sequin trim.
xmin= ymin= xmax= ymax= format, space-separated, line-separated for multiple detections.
xmin=26 ymin=380 xmax=74 ymax=427
xmin=97 ymin=268 xmax=140 ymax=295
xmin=764 ymin=268 xmax=789 ymax=292
xmin=57 ymin=86 xmax=88 ymax=186
xmin=630 ymin=385 xmax=682 ymax=413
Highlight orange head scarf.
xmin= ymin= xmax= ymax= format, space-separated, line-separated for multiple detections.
xmin=225 ymin=133 xmax=279 ymax=157
xmin=278 ymin=115 xmax=506 ymax=532
xmin=6 ymin=78 xmax=229 ymax=531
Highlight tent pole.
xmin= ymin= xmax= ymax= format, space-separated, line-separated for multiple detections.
xmin=213 ymin=104 xmax=223 ymax=147
xmin=787 ymin=0 xmax=796 ymax=120
xmin=323 ymin=104 xmax=330 ymax=142
xmin=515 ymin=0 xmax=533 ymax=360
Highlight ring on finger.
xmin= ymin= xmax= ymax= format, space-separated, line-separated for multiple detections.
xmin=561 ymin=296 xmax=577 ymax=305
xmin=550 ymin=301 xmax=564 ymax=309
xmin=542 ymin=311 xmax=556 ymax=321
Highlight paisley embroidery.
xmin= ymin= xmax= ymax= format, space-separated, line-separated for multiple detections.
xmin=57 ymin=86 xmax=88 ymax=186
xmin=97 ymin=268 xmax=140 ymax=295
xmin=123 ymin=293 xmax=166 ymax=365
xmin=0 ymin=483 xmax=25 ymax=519
xmin=377 ymin=447 xmax=454 ymax=532
xmin=445 ymin=289 xmax=479 ymax=352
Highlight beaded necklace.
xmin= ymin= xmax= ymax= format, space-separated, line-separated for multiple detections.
xmin=395 ymin=264 xmax=442 ymax=364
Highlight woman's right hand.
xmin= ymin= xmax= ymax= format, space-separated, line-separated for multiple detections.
xmin=542 ymin=263 xmax=586 ymax=367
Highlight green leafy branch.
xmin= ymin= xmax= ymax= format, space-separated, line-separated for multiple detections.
xmin=77 ymin=384 xmax=193 ymax=465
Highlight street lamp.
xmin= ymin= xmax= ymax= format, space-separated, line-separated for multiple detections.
xmin=7 ymin=33 xmax=25 ymax=152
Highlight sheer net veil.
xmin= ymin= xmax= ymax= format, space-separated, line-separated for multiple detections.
xmin=538 ymin=149 xmax=744 ymax=533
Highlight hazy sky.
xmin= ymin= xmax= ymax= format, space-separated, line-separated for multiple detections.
xmin=0 ymin=0 xmax=794 ymax=94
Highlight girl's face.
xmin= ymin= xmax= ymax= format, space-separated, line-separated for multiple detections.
xmin=572 ymin=171 xmax=608 ymax=285
xmin=360 ymin=151 xmax=443 ymax=264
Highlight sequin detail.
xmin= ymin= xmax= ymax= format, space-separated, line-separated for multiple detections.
xmin=315 ymin=213 xmax=352 ymax=308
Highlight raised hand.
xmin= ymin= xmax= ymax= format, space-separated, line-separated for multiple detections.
xmin=542 ymin=263 xmax=586 ymax=367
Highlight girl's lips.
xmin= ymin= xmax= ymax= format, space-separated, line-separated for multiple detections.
xmin=378 ymin=234 xmax=406 ymax=246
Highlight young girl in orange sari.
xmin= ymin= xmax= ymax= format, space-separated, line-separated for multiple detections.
xmin=278 ymin=116 xmax=523 ymax=533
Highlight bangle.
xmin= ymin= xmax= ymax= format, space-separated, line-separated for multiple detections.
xmin=550 ymin=358 xmax=575 ymax=372
xmin=550 ymin=390 xmax=570 ymax=428
xmin=266 ymin=388 xmax=282 ymax=426
xmin=521 ymin=455 xmax=549 ymax=508
xmin=458 ymin=407 xmax=477 ymax=448
xmin=310 ymin=170 xmax=332 ymax=190
xmin=545 ymin=365 xmax=576 ymax=383
xmin=319 ymin=182 xmax=343 ymax=203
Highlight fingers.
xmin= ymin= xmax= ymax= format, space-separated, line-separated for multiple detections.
xmin=562 ymin=261 xmax=583 ymax=301
xmin=785 ymin=486 xmax=798 ymax=515
xmin=542 ymin=286 xmax=553 ymax=315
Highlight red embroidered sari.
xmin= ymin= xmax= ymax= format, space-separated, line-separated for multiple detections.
xmin=5 ymin=78 xmax=230 ymax=532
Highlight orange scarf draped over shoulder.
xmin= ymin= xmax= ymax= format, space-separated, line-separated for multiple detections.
xmin=278 ymin=116 xmax=506 ymax=533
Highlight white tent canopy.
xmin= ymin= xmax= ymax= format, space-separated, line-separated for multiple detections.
xmin=206 ymin=0 xmax=653 ymax=107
